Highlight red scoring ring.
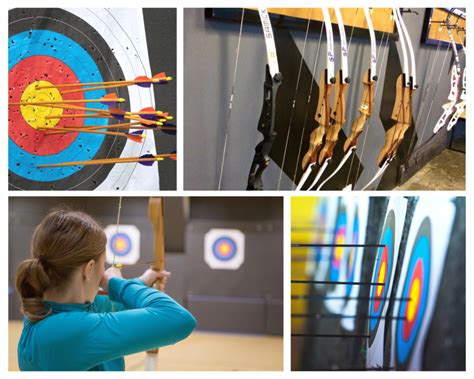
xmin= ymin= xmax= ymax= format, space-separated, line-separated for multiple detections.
xmin=9 ymin=56 xmax=84 ymax=156
xmin=402 ymin=259 xmax=423 ymax=340
xmin=373 ymin=245 xmax=388 ymax=313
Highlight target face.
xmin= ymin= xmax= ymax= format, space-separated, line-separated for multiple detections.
xmin=345 ymin=206 xmax=359 ymax=297
xmin=205 ymin=229 xmax=245 ymax=270
xmin=368 ymin=210 xmax=395 ymax=346
xmin=312 ymin=199 xmax=328 ymax=263
xmin=8 ymin=8 xmax=150 ymax=190
xmin=109 ymin=232 xmax=132 ymax=256
xmin=105 ymin=224 xmax=140 ymax=265
xmin=395 ymin=218 xmax=431 ymax=369
xmin=329 ymin=203 xmax=347 ymax=281
xmin=212 ymin=237 xmax=237 ymax=261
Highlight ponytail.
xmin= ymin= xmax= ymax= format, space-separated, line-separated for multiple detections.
xmin=15 ymin=207 xmax=106 ymax=322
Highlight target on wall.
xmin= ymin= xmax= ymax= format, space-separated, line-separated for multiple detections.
xmin=204 ymin=229 xmax=245 ymax=270
xmin=390 ymin=197 xmax=456 ymax=370
xmin=324 ymin=198 xmax=354 ymax=315
xmin=105 ymin=224 xmax=140 ymax=265
xmin=340 ymin=197 xmax=370 ymax=331
xmin=328 ymin=201 xmax=348 ymax=283
xmin=394 ymin=218 xmax=430 ymax=370
xmin=8 ymin=8 xmax=175 ymax=190
xmin=367 ymin=197 xmax=408 ymax=368
xmin=368 ymin=210 xmax=395 ymax=343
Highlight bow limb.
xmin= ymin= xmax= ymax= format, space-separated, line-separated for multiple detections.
xmin=297 ymin=8 xmax=335 ymax=190
xmin=145 ymin=197 xmax=165 ymax=371
xmin=318 ymin=9 xmax=349 ymax=165
xmin=319 ymin=8 xmax=377 ymax=189
xmin=369 ymin=9 xmax=415 ymax=186
xmin=246 ymin=8 xmax=283 ymax=190
xmin=313 ymin=147 xmax=355 ymax=191
xmin=433 ymin=65 xmax=461 ymax=133
xmin=433 ymin=14 xmax=462 ymax=133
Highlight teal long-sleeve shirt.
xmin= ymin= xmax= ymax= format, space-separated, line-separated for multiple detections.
xmin=18 ymin=277 xmax=197 ymax=371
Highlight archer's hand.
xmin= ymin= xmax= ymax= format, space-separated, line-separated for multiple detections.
xmin=139 ymin=268 xmax=171 ymax=291
xmin=100 ymin=266 xmax=124 ymax=292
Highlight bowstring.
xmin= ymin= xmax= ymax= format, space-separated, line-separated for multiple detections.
xmin=291 ymin=14 xmax=326 ymax=189
xmin=277 ymin=9 xmax=313 ymax=190
xmin=406 ymin=29 xmax=446 ymax=156
xmin=349 ymin=22 xmax=391 ymax=188
xmin=217 ymin=9 xmax=245 ymax=190
xmin=411 ymin=16 xmax=453 ymax=152
xmin=111 ymin=196 xmax=123 ymax=313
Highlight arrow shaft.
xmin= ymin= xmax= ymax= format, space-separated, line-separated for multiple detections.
xmin=9 ymin=98 xmax=122 ymax=106
xmin=37 ymin=154 xmax=174 ymax=168
xmin=44 ymin=128 xmax=143 ymax=140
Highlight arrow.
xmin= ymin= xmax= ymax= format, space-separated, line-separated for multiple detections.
xmin=62 ymin=122 xmax=177 ymax=133
xmin=43 ymin=128 xmax=145 ymax=143
xmin=37 ymin=153 xmax=177 ymax=168
xmin=35 ymin=73 xmax=172 ymax=90
xmin=60 ymin=73 xmax=173 ymax=94
xmin=8 ymin=93 xmax=125 ymax=107
xmin=45 ymin=111 xmax=166 ymax=126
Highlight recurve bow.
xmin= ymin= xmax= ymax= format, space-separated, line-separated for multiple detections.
xmin=433 ymin=13 xmax=462 ymax=133
xmin=446 ymin=20 xmax=466 ymax=131
xmin=145 ymin=197 xmax=165 ymax=370
xmin=308 ymin=8 xmax=350 ymax=191
xmin=247 ymin=8 xmax=283 ymax=190
xmin=296 ymin=8 xmax=336 ymax=190
xmin=361 ymin=8 xmax=417 ymax=190
xmin=316 ymin=8 xmax=378 ymax=190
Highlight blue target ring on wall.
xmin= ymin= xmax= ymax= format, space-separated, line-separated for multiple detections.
xmin=212 ymin=236 xmax=237 ymax=261
xmin=329 ymin=203 xmax=347 ymax=282
xmin=312 ymin=199 xmax=328 ymax=262
xmin=345 ymin=207 xmax=359 ymax=297
xmin=109 ymin=232 xmax=132 ymax=257
xmin=395 ymin=217 xmax=431 ymax=369
xmin=9 ymin=30 xmax=107 ymax=181
xmin=368 ymin=210 xmax=395 ymax=346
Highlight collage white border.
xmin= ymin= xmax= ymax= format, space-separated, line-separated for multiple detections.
xmin=1 ymin=0 xmax=471 ymax=377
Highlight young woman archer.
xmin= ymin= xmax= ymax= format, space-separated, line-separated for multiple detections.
xmin=15 ymin=207 xmax=196 ymax=371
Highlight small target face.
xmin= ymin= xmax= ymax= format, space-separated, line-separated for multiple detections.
xmin=212 ymin=237 xmax=237 ymax=261
xmin=395 ymin=218 xmax=431 ymax=369
xmin=329 ymin=204 xmax=347 ymax=281
xmin=312 ymin=199 xmax=328 ymax=262
xmin=109 ymin=232 xmax=132 ymax=257
xmin=369 ymin=210 xmax=395 ymax=346
xmin=345 ymin=207 xmax=359 ymax=297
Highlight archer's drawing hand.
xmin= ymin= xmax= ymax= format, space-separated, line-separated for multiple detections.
xmin=100 ymin=266 xmax=124 ymax=293
xmin=140 ymin=268 xmax=171 ymax=291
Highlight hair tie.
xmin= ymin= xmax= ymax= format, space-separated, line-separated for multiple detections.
xmin=37 ymin=256 xmax=48 ymax=267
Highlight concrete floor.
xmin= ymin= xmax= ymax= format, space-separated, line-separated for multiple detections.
xmin=9 ymin=320 xmax=283 ymax=371
xmin=396 ymin=149 xmax=465 ymax=190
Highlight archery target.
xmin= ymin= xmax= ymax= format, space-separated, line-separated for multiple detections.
xmin=390 ymin=197 xmax=456 ymax=370
xmin=105 ymin=224 xmax=140 ymax=265
xmin=205 ymin=229 xmax=245 ymax=270
xmin=324 ymin=198 xmax=354 ymax=315
xmin=313 ymin=197 xmax=339 ymax=287
xmin=8 ymin=8 xmax=159 ymax=190
xmin=341 ymin=197 xmax=369 ymax=331
xmin=367 ymin=197 xmax=408 ymax=368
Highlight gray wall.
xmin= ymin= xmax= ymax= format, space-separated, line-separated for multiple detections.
xmin=9 ymin=197 xmax=283 ymax=335
xmin=184 ymin=8 xmax=463 ymax=190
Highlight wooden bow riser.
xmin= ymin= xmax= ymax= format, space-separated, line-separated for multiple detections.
xmin=302 ymin=70 xmax=333 ymax=170
xmin=343 ymin=69 xmax=374 ymax=152
xmin=318 ymin=70 xmax=348 ymax=163
xmin=146 ymin=198 xmax=165 ymax=361
xmin=377 ymin=74 xmax=412 ymax=166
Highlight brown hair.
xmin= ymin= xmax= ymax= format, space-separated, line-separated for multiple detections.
xmin=15 ymin=207 xmax=107 ymax=322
